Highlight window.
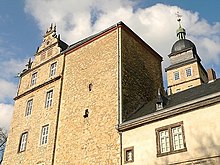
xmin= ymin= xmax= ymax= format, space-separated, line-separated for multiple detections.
xmin=174 ymin=71 xmax=180 ymax=80
xmin=25 ymin=99 xmax=33 ymax=116
xmin=50 ymin=62 xmax=57 ymax=77
xmin=40 ymin=125 xmax=49 ymax=145
xmin=19 ymin=132 xmax=28 ymax=152
xmin=45 ymin=90 xmax=53 ymax=108
xmin=186 ymin=68 xmax=192 ymax=77
xmin=124 ymin=147 xmax=134 ymax=163
xmin=156 ymin=121 xmax=187 ymax=157
xmin=31 ymin=72 xmax=37 ymax=85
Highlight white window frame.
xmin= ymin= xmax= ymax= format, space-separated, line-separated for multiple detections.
xmin=159 ymin=130 xmax=170 ymax=153
xmin=40 ymin=125 xmax=49 ymax=145
xmin=25 ymin=99 xmax=33 ymax=116
xmin=156 ymin=121 xmax=187 ymax=157
xmin=50 ymin=62 xmax=57 ymax=77
xmin=19 ymin=132 xmax=28 ymax=152
xmin=31 ymin=72 xmax=37 ymax=85
xmin=45 ymin=90 xmax=53 ymax=108
xmin=186 ymin=67 xmax=192 ymax=77
xmin=172 ymin=126 xmax=184 ymax=151
xmin=124 ymin=146 xmax=134 ymax=163
xmin=174 ymin=71 xmax=180 ymax=80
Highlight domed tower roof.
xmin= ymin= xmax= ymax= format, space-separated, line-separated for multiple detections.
xmin=171 ymin=39 xmax=197 ymax=54
xmin=170 ymin=16 xmax=197 ymax=55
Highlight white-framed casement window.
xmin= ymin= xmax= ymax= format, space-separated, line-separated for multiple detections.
xmin=174 ymin=71 xmax=180 ymax=80
xmin=25 ymin=99 xmax=33 ymax=116
xmin=50 ymin=62 xmax=57 ymax=77
xmin=31 ymin=72 xmax=37 ymax=86
xmin=159 ymin=130 xmax=170 ymax=153
xmin=40 ymin=124 xmax=49 ymax=145
xmin=124 ymin=146 xmax=134 ymax=163
xmin=186 ymin=67 xmax=192 ymax=77
xmin=156 ymin=121 xmax=187 ymax=157
xmin=19 ymin=132 xmax=28 ymax=152
xmin=45 ymin=90 xmax=53 ymax=108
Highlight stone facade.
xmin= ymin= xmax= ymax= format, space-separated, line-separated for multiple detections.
xmin=3 ymin=22 xmax=163 ymax=165
xmin=3 ymin=25 xmax=65 ymax=165
xmin=121 ymin=27 xmax=163 ymax=121
xmin=167 ymin=62 xmax=205 ymax=94
xmin=54 ymin=28 xmax=120 ymax=165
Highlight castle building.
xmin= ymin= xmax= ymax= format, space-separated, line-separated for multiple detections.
xmin=3 ymin=20 xmax=220 ymax=165
xmin=118 ymin=20 xmax=220 ymax=164
xmin=2 ymin=22 xmax=163 ymax=165
xmin=165 ymin=19 xmax=209 ymax=95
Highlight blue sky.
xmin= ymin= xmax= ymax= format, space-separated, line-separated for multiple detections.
xmin=1 ymin=0 xmax=220 ymax=129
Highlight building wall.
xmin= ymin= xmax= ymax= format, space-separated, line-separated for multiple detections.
xmin=167 ymin=62 xmax=202 ymax=94
xmin=121 ymin=27 xmax=163 ymax=121
xmin=18 ymin=52 xmax=64 ymax=95
xmin=3 ymin=41 xmax=64 ymax=164
xmin=54 ymin=29 xmax=120 ymax=165
xmin=122 ymin=103 xmax=220 ymax=164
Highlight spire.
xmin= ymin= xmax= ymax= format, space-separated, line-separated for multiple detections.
xmin=176 ymin=12 xmax=186 ymax=40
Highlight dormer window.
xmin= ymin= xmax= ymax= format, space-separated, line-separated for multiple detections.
xmin=156 ymin=102 xmax=163 ymax=111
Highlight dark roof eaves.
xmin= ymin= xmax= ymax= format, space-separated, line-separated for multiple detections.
xmin=118 ymin=90 xmax=220 ymax=131
xmin=165 ymin=58 xmax=198 ymax=71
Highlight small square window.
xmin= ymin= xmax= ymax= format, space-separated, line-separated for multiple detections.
xmin=31 ymin=72 xmax=37 ymax=85
xmin=124 ymin=147 xmax=134 ymax=163
xmin=18 ymin=132 xmax=28 ymax=152
xmin=156 ymin=121 xmax=187 ymax=157
xmin=45 ymin=90 xmax=53 ymax=108
xmin=174 ymin=71 xmax=180 ymax=80
xmin=40 ymin=125 xmax=49 ymax=145
xmin=50 ymin=62 xmax=57 ymax=77
xmin=186 ymin=68 xmax=192 ymax=77
xmin=25 ymin=99 xmax=33 ymax=116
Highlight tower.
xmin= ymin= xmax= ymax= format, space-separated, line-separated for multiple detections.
xmin=3 ymin=22 xmax=163 ymax=165
xmin=3 ymin=24 xmax=68 ymax=165
xmin=166 ymin=16 xmax=208 ymax=95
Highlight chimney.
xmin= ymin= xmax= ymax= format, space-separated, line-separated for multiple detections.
xmin=207 ymin=68 xmax=216 ymax=82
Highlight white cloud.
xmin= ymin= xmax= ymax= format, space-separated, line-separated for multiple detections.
xmin=24 ymin=1 xmax=220 ymax=73
xmin=0 ymin=103 xmax=14 ymax=130
xmin=0 ymin=79 xmax=17 ymax=103
xmin=0 ymin=58 xmax=27 ymax=80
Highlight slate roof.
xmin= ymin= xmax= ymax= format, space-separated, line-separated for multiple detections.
xmin=125 ymin=78 xmax=220 ymax=121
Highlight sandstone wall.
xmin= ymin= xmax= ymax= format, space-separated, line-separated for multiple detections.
xmin=55 ymin=29 xmax=120 ymax=165
xmin=121 ymin=28 xmax=163 ymax=121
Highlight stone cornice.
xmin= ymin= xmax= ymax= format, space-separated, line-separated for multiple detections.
xmin=117 ymin=92 xmax=220 ymax=132
xmin=167 ymin=77 xmax=200 ymax=88
xmin=14 ymin=75 xmax=61 ymax=100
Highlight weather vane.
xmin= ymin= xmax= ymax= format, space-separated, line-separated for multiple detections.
xmin=176 ymin=11 xmax=183 ymax=26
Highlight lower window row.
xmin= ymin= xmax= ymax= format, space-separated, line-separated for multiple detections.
xmin=124 ymin=121 xmax=187 ymax=163
xmin=18 ymin=124 xmax=49 ymax=153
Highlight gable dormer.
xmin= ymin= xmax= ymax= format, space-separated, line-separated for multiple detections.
xmin=32 ymin=24 xmax=68 ymax=67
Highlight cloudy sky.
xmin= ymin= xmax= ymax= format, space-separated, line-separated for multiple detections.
xmin=0 ymin=0 xmax=220 ymax=130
